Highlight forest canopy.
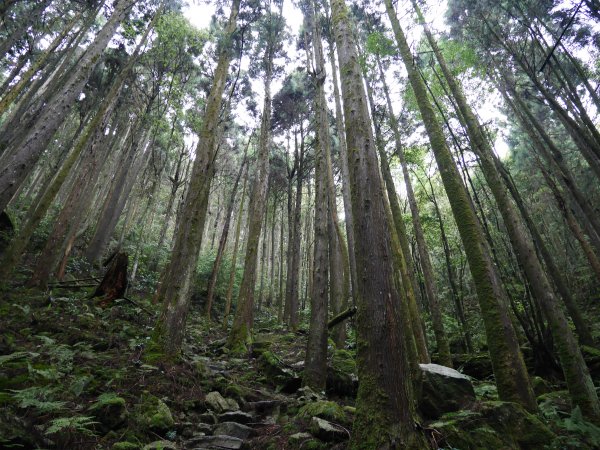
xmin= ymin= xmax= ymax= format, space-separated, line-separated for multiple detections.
xmin=0 ymin=0 xmax=600 ymax=448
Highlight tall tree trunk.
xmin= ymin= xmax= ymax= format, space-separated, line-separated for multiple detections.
xmin=304 ymin=2 xmax=331 ymax=390
xmin=223 ymin=167 xmax=248 ymax=328
xmin=0 ymin=0 xmax=132 ymax=212
xmin=227 ymin=8 xmax=277 ymax=352
xmin=151 ymin=0 xmax=240 ymax=358
xmin=206 ymin=144 xmax=249 ymax=318
xmin=416 ymin=1 xmax=600 ymax=420
xmin=327 ymin=31 xmax=359 ymax=305
xmin=385 ymin=0 xmax=536 ymax=411
xmin=331 ymin=0 xmax=427 ymax=447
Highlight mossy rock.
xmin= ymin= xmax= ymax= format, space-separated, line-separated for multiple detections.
xmin=532 ymin=376 xmax=553 ymax=397
xmin=134 ymin=392 xmax=174 ymax=432
xmin=419 ymin=363 xmax=476 ymax=419
xmin=90 ymin=392 xmax=128 ymax=431
xmin=480 ymin=401 xmax=555 ymax=448
xmin=296 ymin=400 xmax=350 ymax=425
xmin=251 ymin=335 xmax=274 ymax=357
xmin=537 ymin=390 xmax=572 ymax=415
xmin=112 ymin=442 xmax=140 ymax=450
xmin=432 ymin=402 xmax=554 ymax=449
xmin=326 ymin=350 xmax=357 ymax=397
xmin=258 ymin=351 xmax=301 ymax=393
xmin=581 ymin=345 xmax=600 ymax=381
xmin=452 ymin=353 xmax=493 ymax=379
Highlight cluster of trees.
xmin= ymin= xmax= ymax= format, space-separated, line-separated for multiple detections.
xmin=1 ymin=0 xmax=599 ymax=447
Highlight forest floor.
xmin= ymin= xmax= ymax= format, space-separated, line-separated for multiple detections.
xmin=2 ymin=277 xmax=600 ymax=449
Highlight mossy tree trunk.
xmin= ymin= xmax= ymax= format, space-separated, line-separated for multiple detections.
xmin=227 ymin=5 xmax=279 ymax=352
xmin=151 ymin=0 xmax=241 ymax=359
xmin=385 ymin=0 xmax=536 ymax=411
xmin=375 ymin=54 xmax=451 ymax=367
xmin=331 ymin=0 xmax=427 ymax=447
xmin=415 ymin=1 xmax=600 ymax=421
xmin=304 ymin=0 xmax=331 ymax=390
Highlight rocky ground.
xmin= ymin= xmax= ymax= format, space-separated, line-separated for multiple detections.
xmin=1 ymin=284 xmax=600 ymax=449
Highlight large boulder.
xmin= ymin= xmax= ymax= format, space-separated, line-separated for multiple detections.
xmin=257 ymin=351 xmax=301 ymax=393
xmin=309 ymin=416 xmax=348 ymax=442
xmin=431 ymin=401 xmax=554 ymax=450
xmin=326 ymin=349 xmax=358 ymax=397
xmin=419 ymin=363 xmax=476 ymax=419
xmin=213 ymin=421 xmax=253 ymax=440
xmin=452 ymin=353 xmax=493 ymax=379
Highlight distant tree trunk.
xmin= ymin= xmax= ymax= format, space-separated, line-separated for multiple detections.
xmin=331 ymin=0 xmax=427 ymax=447
xmin=375 ymin=55 xmax=451 ymax=366
xmin=422 ymin=174 xmax=473 ymax=352
xmin=495 ymin=153 xmax=594 ymax=345
xmin=205 ymin=143 xmax=249 ymax=318
xmin=286 ymin=128 xmax=305 ymax=329
xmin=223 ymin=167 xmax=248 ymax=328
xmin=151 ymin=0 xmax=240 ymax=358
xmin=227 ymin=13 xmax=275 ymax=352
xmin=385 ymin=0 xmax=536 ymax=411
xmin=0 ymin=0 xmax=132 ymax=212
xmin=416 ymin=1 xmax=600 ymax=420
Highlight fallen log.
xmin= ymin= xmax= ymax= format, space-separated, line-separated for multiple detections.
xmin=327 ymin=306 xmax=357 ymax=330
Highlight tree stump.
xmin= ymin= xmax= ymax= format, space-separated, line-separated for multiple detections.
xmin=91 ymin=252 xmax=128 ymax=307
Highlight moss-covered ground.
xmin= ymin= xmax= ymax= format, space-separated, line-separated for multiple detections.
xmin=1 ymin=281 xmax=599 ymax=449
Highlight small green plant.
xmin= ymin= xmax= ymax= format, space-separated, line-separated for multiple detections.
xmin=561 ymin=407 xmax=600 ymax=447
xmin=9 ymin=386 xmax=66 ymax=413
xmin=44 ymin=415 xmax=98 ymax=436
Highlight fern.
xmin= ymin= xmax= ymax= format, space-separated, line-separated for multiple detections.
xmin=0 ymin=351 xmax=39 ymax=366
xmin=562 ymin=407 xmax=600 ymax=447
xmin=44 ymin=416 xmax=98 ymax=436
xmin=9 ymin=386 xmax=66 ymax=413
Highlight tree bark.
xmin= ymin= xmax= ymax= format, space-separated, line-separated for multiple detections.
xmin=151 ymin=0 xmax=240 ymax=358
xmin=331 ymin=0 xmax=427 ymax=447
xmin=385 ymin=0 xmax=536 ymax=411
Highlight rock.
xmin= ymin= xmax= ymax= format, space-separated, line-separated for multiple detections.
xmin=197 ymin=411 xmax=217 ymax=424
xmin=184 ymin=435 xmax=243 ymax=449
xmin=251 ymin=337 xmax=273 ymax=357
xmin=258 ymin=351 xmax=302 ymax=394
xmin=213 ymin=421 xmax=253 ymax=439
xmin=243 ymin=400 xmax=282 ymax=415
xmin=531 ymin=376 xmax=553 ymax=397
xmin=205 ymin=391 xmax=238 ymax=413
xmin=326 ymin=349 xmax=358 ymax=397
xmin=218 ymin=411 xmax=253 ymax=424
xmin=309 ymin=416 xmax=348 ymax=442
xmin=297 ymin=401 xmax=350 ymax=425
xmin=194 ymin=423 xmax=212 ymax=435
xmin=480 ymin=401 xmax=555 ymax=448
xmin=142 ymin=441 xmax=177 ymax=450
xmin=89 ymin=392 xmax=128 ymax=432
xmin=135 ymin=392 xmax=174 ymax=432
xmin=452 ymin=353 xmax=493 ymax=379
xmin=537 ymin=390 xmax=571 ymax=414
xmin=418 ymin=363 xmax=476 ymax=419
xmin=432 ymin=401 xmax=554 ymax=449
xmin=112 ymin=443 xmax=139 ymax=450
xmin=290 ymin=431 xmax=312 ymax=442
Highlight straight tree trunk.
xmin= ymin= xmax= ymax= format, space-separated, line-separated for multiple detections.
xmin=227 ymin=8 xmax=278 ymax=351
xmin=416 ymin=1 xmax=600 ymax=420
xmin=205 ymin=145 xmax=249 ymax=318
xmin=331 ymin=0 xmax=427 ymax=447
xmin=304 ymin=3 xmax=331 ymax=390
xmin=0 ymin=0 xmax=132 ymax=212
xmin=385 ymin=0 xmax=536 ymax=411
xmin=151 ymin=0 xmax=241 ymax=358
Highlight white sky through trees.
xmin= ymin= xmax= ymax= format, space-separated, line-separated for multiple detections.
xmin=182 ymin=0 xmax=510 ymax=159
